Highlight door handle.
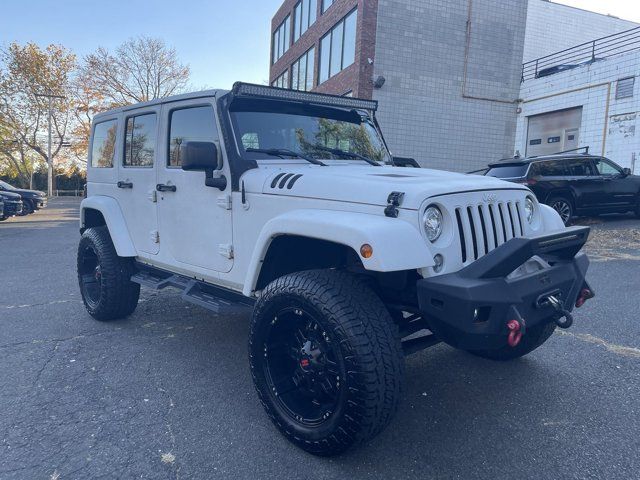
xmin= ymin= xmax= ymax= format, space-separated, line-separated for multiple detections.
xmin=156 ymin=183 xmax=177 ymax=192
xmin=117 ymin=181 xmax=133 ymax=189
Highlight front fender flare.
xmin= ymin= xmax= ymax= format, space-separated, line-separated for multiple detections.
xmin=80 ymin=196 xmax=137 ymax=257
xmin=243 ymin=209 xmax=433 ymax=296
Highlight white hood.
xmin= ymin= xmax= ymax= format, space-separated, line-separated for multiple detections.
xmin=243 ymin=163 xmax=528 ymax=210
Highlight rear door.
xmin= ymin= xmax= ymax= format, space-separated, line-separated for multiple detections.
xmin=113 ymin=109 xmax=160 ymax=257
xmin=593 ymin=157 xmax=637 ymax=209
xmin=156 ymin=98 xmax=233 ymax=273
xmin=561 ymin=158 xmax=604 ymax=210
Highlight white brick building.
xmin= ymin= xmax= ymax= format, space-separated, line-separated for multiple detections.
xmin=523 ymin=0 xmax=638 ymax=63
xmin=516 ymin=48 xmax=640 ymax=173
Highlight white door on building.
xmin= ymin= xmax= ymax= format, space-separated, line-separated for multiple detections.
xmin=564 ymin=128 xmax=579 ymax=152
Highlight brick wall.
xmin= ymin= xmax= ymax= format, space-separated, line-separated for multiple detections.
xmin=372 ymin=0 xmax=528 ymax=172
xmin=269 ymin=0 xmax=378 ymax=98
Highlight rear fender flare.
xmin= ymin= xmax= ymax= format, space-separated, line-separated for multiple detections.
xmin=80 ymin=196 xmax=137 ymax=257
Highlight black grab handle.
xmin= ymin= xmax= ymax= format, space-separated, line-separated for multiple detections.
xmin=156 ymin=184 xmax=177 ymax=192
xmin=117 ymin=181 xmax=133 ymax=189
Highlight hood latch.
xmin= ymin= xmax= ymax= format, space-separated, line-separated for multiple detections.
xmin=384 ymin=191 xmax=405 ymax=218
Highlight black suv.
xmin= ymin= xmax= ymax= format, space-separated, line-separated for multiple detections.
xmin=485 ymin=154 xmax=640 ymax=225
xmin=0 ymin=180 xmax=47 ymax=214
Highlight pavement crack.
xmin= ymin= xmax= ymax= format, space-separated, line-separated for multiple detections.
xmin=1 ymin=299 xmax=77 ymax=310
xmin=556 ymin=330 xmax=640 ymax=359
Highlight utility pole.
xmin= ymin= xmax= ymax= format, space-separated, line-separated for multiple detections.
xmin=34 ymin=92 xmax=65 ymax=197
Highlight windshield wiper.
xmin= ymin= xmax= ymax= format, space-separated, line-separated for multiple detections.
xmin=311 ymin=144 xmax=380 ymax=166
xmin=245 ymin=148 xmax=326 ymax=166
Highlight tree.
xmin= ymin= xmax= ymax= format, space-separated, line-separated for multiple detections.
xmin=73 ymin=37 xmax=190 ymax=163
xmin=0 ymin=43 xmax=76 ymax=189
xmin=79 ymin=36 xmax=190 ymax=106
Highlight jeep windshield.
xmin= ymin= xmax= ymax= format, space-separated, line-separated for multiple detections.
xmin=229 ymin=99 xmax=391 ymax=165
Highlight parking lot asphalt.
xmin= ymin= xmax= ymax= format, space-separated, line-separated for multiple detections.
xmin=1 ymin=197 xmax=639 ymax=480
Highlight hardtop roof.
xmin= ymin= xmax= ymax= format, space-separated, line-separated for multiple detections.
xmin=92 ymin=89 xmax=228 ymax=121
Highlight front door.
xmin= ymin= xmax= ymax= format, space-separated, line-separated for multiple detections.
xmin=593 ymin=158 xmax=637 ymax=209
xmin=156 ymin=98 xmax=233 ymax=273
xmin=115 ymin=109 xmax=160 ymax=256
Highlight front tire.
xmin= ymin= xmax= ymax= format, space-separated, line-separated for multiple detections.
xmin=548 ymin=196 xmax=573 ymax=225
xmin=467 ymin=321 xmax=556 ymax=361
xmin=249 ymin=270 xmax=404 ymax=456
xmin=77 ymin=226 xmax=140 ymax=321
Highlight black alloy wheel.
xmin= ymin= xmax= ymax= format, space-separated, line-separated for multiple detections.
xmin=263 ymin=306 xmax=344 ymax=428
xmin=549 ymin=197 xmax=573 ymax=225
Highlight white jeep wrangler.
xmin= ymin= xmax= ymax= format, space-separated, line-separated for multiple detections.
xmin=78 ymin=83 xmax=593 ymax=455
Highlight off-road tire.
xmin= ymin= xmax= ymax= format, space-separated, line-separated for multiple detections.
xmin=467 ymin=321 xmax=556 ymax=361
xmin=249 ymin=270 xmax=404 ymax=456
xmin=547 ymin=196 xmax=573 ymax=226
xmin=77 ymin=226 xmax=140 ymax=321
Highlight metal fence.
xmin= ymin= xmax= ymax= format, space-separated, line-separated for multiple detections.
xmin=521 ymin=26 xmax=640 ymax=82
xmin=54 ymin=189 xmax=83 ymax=197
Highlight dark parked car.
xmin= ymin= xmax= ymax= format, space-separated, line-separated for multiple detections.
xmin=0 ymin=180 xmax=47 ymax=214
xmin=0 ymin=190 xmax=23 ymax=220
xmin=485 ymin=153 xmax=640 ymax=225
xmin=0 ymin=195 xmax=4 ymax=219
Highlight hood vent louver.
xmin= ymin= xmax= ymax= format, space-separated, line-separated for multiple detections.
xmin=270 ymin=173 xmax=303 ymax=190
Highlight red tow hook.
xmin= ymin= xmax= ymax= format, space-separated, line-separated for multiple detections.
xmin=575 ymin=288 xmax=595 ymax=308
xmin=506 ymin=318 xmax=526 ymax=348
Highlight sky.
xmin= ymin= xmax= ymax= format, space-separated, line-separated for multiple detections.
xmin=0 ymin=0 xmax=638 ymax=90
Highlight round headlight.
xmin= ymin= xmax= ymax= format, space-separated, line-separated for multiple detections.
xmin=423 ymin=205 xmax=443 ymax=242
xmin=525 ymin=196 xmax=535 ymax=223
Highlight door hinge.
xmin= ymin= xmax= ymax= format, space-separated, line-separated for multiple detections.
xmin=148 ymin=190 xmax=157 ymax=203
xmin=217 ymin=194 xmax=232 ymax=210
xmin=218 ymin=243 xmax=234 ymax=259
xmin=151 ymin=230 xmax=160 ymax=243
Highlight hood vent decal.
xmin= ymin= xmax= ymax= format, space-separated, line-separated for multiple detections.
xmin=270 ymin=173 xmax=304 ymax=190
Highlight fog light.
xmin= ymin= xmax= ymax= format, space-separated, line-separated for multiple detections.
xmin=433 ymin=254 xmax=444 ymax=273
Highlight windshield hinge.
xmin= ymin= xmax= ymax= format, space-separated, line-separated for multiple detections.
xmin=384 ymin=191 xmax=405 ymax=218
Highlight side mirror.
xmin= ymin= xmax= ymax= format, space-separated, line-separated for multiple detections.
xmin=622 ymin=167 xmax=631 ymax=177
xmin=180 ymin=141 xmax=221 ymax=171
xmin=180 ymin=141 xmax=227 ymax=190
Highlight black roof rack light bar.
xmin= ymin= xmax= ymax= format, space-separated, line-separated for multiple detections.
xmin=231 ymin=82 xmax=378 ymax=112
xmin=553 ymin=146 xmax=590 ymax=155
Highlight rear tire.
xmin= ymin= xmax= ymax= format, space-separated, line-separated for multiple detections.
xmin=249 ymin=270 xmax=404 ymax=456
xmin=467 ymin=321 xmax=556 ymax=361
xmin=547 ymin=196 xmax=573 ymax=226
xmin=77 ymin=226 xmax=140 ymax=321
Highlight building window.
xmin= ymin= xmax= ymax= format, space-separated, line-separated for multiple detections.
xmin=293 ymin=0 xmax=317 ymax=42
xmin=321 ymin=0 xmax=333 ymax=13
xmin=124 ymin=113 xmax=157 ymax=167
xmin=291 ymin=48 xmax=315 ymax=91
xmin=616 ymin=77 xmax=635 ymax=99
xmin=272 ymin=69 xmax=290 ymax=89
xmin=91 ymin=119 xmax=117 ymax=168
xmin=318 ymin=9 xmax=357 ymax=84
xmin=272 ymin=15 xmax=291 ymax=64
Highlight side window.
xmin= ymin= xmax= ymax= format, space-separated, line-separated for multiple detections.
xmin=594 ymin=158 xmax=622 ymax=176
xmin=564 ymin=159 xmax=593 ymax=176
xmin=124 ymin=113 xmax=157 ymax=167
xmin=91 ymin=120 xmax=118 ymax=168
xmin=168 ymin=106 xmax=217 ymax=167
xmin=537 ymin=160 xmax=566 ymax=177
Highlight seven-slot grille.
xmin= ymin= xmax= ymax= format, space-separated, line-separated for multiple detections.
xmin=454 ymin=199 xmax=525 ymax=264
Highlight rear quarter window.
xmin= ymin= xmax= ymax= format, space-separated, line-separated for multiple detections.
xmin=91 ymin=120 xmax=118 ymax=168
xmin=486 ymin=164 xmax=529 ymax=178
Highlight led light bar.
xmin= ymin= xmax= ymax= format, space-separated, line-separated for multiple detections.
xmin=232 ymin=82 xmax=378 ymax=112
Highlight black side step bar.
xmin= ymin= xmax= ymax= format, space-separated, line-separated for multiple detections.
xmin=131 ymin=264 xmax=254 ymax=315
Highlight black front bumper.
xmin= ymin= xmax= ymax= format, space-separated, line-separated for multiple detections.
xmin=417 ymin=227 xmax=591 ymax=350
xmin=3 ymin=202 xmax=23 ymax=217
